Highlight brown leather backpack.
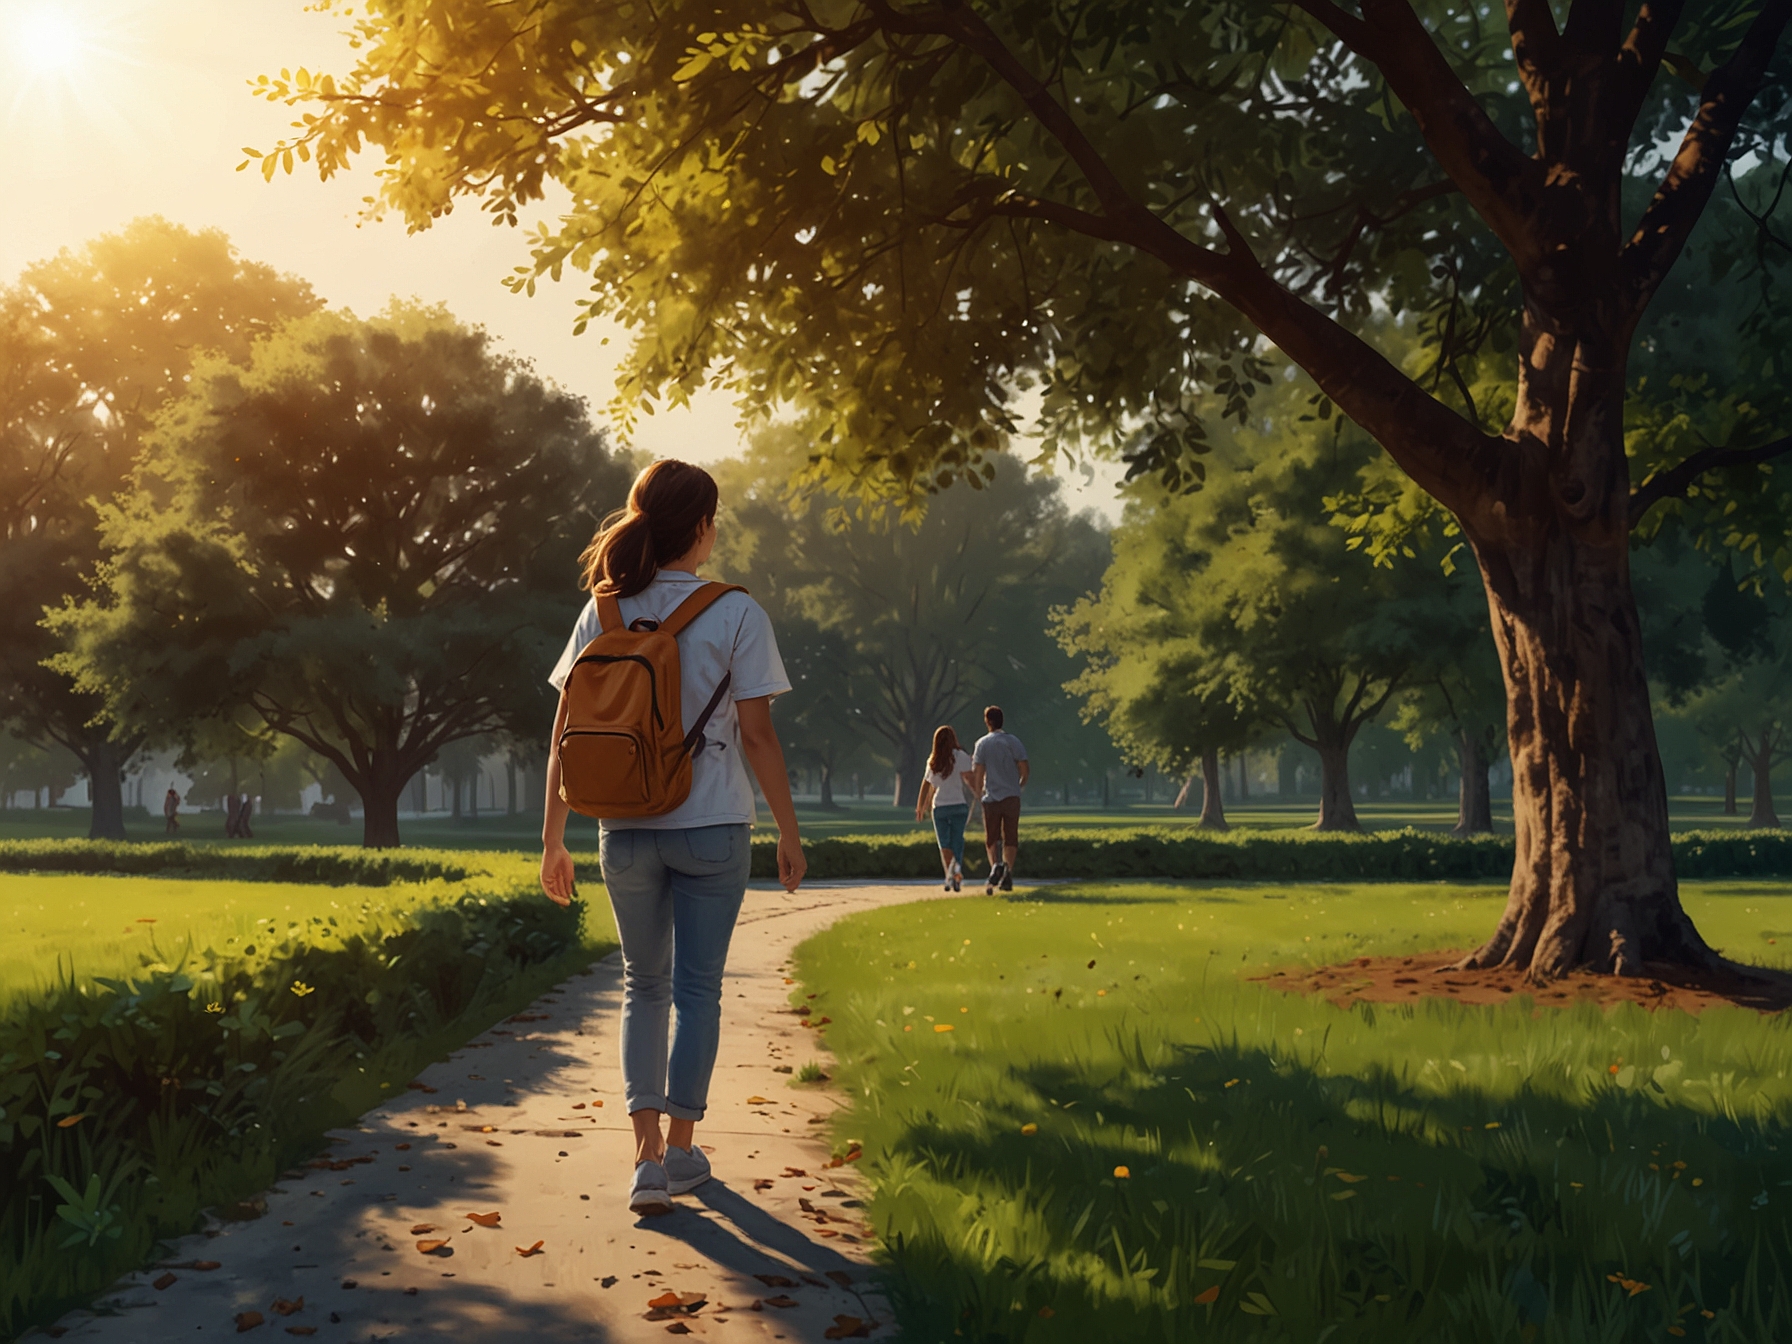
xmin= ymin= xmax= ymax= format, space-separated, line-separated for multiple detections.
xmin=555 ymin=581 xmax=745 ymax=819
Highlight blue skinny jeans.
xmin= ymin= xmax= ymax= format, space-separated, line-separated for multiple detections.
xmin=598 ymin=823 xmax=751 ymax=1121
xmin=931 ymin=803 xmax=970 ymax=868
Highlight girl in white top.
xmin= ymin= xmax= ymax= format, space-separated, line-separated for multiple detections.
xmin=913 ymin=724 xmax=976 ymax=892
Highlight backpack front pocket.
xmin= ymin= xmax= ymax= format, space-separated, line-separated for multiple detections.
xmin=558 ymin=729 xmax=653 ymax=813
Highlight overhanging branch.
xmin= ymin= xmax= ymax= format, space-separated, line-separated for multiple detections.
xmin=1629 ymin=431 xmax=1792 ymax=526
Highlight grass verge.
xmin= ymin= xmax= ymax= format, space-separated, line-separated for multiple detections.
xmin=0 ymin=849 xmax=614 ymax=1341
xmin=796 ymin=879 xmax=1792 ymax=1343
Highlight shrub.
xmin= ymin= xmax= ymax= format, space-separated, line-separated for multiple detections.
xmin=749 ymin=826 xmax=1792 ymax=881
xmin=0 ymin=859 xmax=597 ymax=1338
xmin=0 ymin=839 xmax=474 ymax=885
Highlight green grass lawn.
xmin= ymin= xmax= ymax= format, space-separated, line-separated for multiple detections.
xmin=797 ymin=879 xmax=1792 ymax=1342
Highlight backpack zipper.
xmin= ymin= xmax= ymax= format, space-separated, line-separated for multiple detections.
xmin=570 ymin=652 xmax=664 ymax=728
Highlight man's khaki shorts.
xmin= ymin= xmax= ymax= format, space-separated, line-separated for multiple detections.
xmin=983 ymin=795 xmax=1021 ymax=849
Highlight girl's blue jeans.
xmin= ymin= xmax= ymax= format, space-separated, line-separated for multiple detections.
xmin=598 ymin=823 xmax=751 ymax=1121
xmin=931 ymin=803 xmax=970 ymax=867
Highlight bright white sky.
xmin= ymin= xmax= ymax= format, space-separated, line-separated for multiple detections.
xmin=0 ymin=0 xmax=1125 ymax=519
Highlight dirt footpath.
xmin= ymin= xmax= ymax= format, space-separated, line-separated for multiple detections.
xmin=43 ymin=881 xmax=954 ymax=1344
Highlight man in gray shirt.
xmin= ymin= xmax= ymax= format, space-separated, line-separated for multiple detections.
xmin=971 ymin=705 xmax=1029 ymax=894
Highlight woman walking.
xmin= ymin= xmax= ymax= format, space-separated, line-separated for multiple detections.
xmin=914 ymin=725 xmax=975 ymax=892
xmin=539 ymin=459 xmax=806 ymax=1217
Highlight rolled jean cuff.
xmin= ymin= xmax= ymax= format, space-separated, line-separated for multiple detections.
xmin=626 ymin=1092 xmax=670 ymax=1117
xmin=626 ymin=1092 xmax=707 ymax=1121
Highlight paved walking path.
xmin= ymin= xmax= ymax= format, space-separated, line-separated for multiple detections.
xmin=47 ymin=881 xmax=958 ymax=1344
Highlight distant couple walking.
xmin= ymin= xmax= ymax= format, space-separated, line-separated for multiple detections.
xmin=913 ymin=707 xmax=1029 ymax=894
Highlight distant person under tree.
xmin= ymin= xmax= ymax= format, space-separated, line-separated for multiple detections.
xmin=163 ymin=786 xmax=181 ymax=834
xmin=972 ymin=705 xmax=1028 ymax=895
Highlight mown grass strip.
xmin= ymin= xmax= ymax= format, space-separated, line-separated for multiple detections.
xmin=796 ymin=879 xmax=1792 ymax=1342
xmin=0 ymin=850 xmax=610 ymax=1340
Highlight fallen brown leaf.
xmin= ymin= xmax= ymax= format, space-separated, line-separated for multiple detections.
xmin=746 ymin=1096 xmax=771 ymax=1105
xmin=464 ymin=1211 xmax=502 ymax=1227
xmin=825 ymin=1316 xmax=874 ymax=1340
xmin=826 ymin=1270 xmax=854 ymax=1289
xmin=516 ymin=1240 xmax=545 ymax=1257
xmin=235 ymin=1311 xmax=264 ymax=1332
xmin=665 ymin=1326 xmax=691 ymax=1336
xmin=764 ymin=1294 xmax=800 ymax=1309
xmin=781 ymin=1167 xmax=807 ymax=1178
xmin=753 ymin=1179 xmax=774 ymax=1191
xmin=410 ymin=1224 xmax=436 ymax=1235
xmin=754 ymin=1274 xmax=796 ymax=1288
xmin=415 ymin=1239 xmax=451 ymax=1254
xmin=270 ymin=1297 xmax=304 ymax=1316
xmin=153 ymin=1272 xmax=177 ymax=1290
xmin=56 ymin=1114 xmax=85 ymax=1128
xmin=193 ymin=1261 xmax=222 ymax=1271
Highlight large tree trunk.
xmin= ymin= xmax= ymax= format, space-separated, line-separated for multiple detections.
xmin=1458 ymin=340 xmax=1711 ymax=978
xmin=1453 ymin=730 xmax=1493 ymax=835
xmin=1197 ymin=749 xmax=1228 ymax=830
xmin=362 ymin=785 xmax=402 ymax=848
xmin=85 ymin=738 xmax=127 ymax=840
xmin=1313 ymin=737 xmax=1359 ymax=832
xmin=1745 ymin=729 xmax=1781 ymax=830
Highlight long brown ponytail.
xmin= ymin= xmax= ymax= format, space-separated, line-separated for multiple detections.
xmin=580 ymin=459 xmax=719 ymax=598
xmin=928 ymin=725 xmax=961 ymax=779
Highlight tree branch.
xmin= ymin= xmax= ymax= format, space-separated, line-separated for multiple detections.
xmin=1505 ymin=0 xmax=1562 ymax=98
xmin=1294 ymin=0 xmax=1544 ymax=267
xmin=867 ymin=1 xmax=1505 ymax=520
xmin=1629 ymin=431 xmax=1792 ymax=526
xmin=1621 ymin=0 xmax=1792 ymax=314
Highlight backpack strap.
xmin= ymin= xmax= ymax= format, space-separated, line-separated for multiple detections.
xmin=658 ymin=581 xmax=747 ymax=638
xmin=595 ymin=592 xmax=625 ymax=634
xmin=683 ymin=672 xmax=733 ymax=756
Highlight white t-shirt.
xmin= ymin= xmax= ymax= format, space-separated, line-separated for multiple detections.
xmin=547 ymin=570 xmax=791 ymax=830
xmin=926 ymin=749 xmax=976 ymax=809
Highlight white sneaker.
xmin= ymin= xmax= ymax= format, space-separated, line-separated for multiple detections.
xmin=629 ymin=1159 xmax=674 ymax=1215
xmin=663 ymin=1144 xmax=711 ymax=1195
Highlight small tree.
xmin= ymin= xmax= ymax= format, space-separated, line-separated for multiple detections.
xmin=53 ymin=305 xmax=630 ymax=847
xmin=1062 ymin=388 xmax=1454 ymax=831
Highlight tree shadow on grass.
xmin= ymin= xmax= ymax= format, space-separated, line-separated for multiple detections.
xmin=867 ymin=1030 xmax=1792 ymax=1344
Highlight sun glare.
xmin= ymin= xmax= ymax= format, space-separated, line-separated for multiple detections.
xmin=5 ymin=5 xmax=86 ymax=75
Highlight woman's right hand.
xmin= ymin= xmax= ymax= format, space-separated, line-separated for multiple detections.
xmin=776 ymin=831 xmax=807 ymax=893
xmin=541 ymin=842 xmax=575 ymax=906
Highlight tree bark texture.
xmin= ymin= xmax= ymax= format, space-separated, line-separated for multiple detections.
xmin=1198 ymin=749 xmax=1228 ymax=830
xmin=1454 ymin=731 xmax=1493 ymax=835
xmin=85 ymin=738 xmax=127 ymax=841
xmin=1458 ymin=336 xmax=1712 ymax=978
